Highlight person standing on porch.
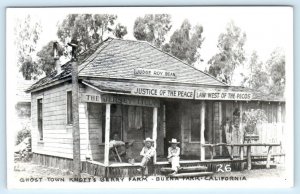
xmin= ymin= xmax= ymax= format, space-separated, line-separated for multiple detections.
xmin=139 ymin=137 xmax=156 ymax=168
xmin=167 ymin=138 xmax=181 ymax=174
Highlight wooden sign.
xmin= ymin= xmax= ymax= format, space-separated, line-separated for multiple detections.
xmin=195 ymin=90 xmax=252 ymax=101
xmin=134 ymin=68 xmax=176 ymax=78
xmin=131 ymin=87 xmax=194 ymax=99
xmin=81 ymin=93 xmax=160 ymax=107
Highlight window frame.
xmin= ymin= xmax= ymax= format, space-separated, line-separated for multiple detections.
xmin=66 ymin=90 xmax=73 ymax=125
xmin=37 ymin=96 xmax=44 ymax=142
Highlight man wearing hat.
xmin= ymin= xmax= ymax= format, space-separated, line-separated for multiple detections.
xmin=167 ymin=138 xmax=181 ymax=174
xmin=139 ymin=137 xmax=156 ymax=168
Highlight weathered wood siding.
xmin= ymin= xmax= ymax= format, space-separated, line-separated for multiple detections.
xmin=31 ymin=82 xmax=89 ymax=161
xmin=179 ymin=100 xmax=285 ymax=159
xmin=221 ymin=101 xmax=285 ymax=157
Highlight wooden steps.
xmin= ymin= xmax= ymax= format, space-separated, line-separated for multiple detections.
xmin=169 ymin=171 xmax=213 ymax=178
xmin=161 ymin=165 xmax=213 ymax=177
xmin=161 ymin=166 xmax=208 ymax=173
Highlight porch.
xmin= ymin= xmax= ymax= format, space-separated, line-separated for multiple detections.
xmin=78 ymin=82 xmax=285 ymax=177
xmin=81 ymin=153 xmax=280 ymax=178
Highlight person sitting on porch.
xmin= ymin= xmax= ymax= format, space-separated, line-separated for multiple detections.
xmin=139 ymin=137 xmax=156 ymax=169
xmin=109 ymin=132 xmax=126 ymax=162
xmin=109 ymin=132 xmax=135 ymax=164
xmin=167 ymin=138 xmax=181 ymax=175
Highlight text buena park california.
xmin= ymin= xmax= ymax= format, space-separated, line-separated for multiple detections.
xmin=19 ymin=176 xmax=247 ymax=183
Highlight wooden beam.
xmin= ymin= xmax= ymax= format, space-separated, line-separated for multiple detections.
xmin=200 ymin=101 xmax=206 ymax=161
xmin=104 ymin=104 xmax=111 ymax=166
xmin=152 ymin=107 xmax=158 ymax=164
xmin=247 ymin=145 xmax=252 ymax=170
xmin=72 ymin=59 xmax=81 ymax=177
xmin=162 ymin=105 xmax=166 ymax=137
xmin=239 ymin=102 xmax=244 ymax=170
xmin=207 ymin=101 xmax=213 ymax=144
xmin=84 ymin=103 xmax=91 ymax=160
xmin=239 ymin=146 xmax=244 ymax=170
xmin=266 ymin=146 xmax=272 ymax=169
xmin=218 ymin=102 xmax=222 ymax=155
xmin=202 ymin=143 xmax=281 ymax=147
xmin=277 ymin=103 xmax=282 ymax=123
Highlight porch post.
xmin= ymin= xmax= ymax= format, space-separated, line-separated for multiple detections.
xmin=239 ymin=102 xmax=244 ymax=170
xmin=277 ymin=103 xmax=283 ymax=161
xmin=152 ymin=107 xmax=158 ymax=163
xmin=84 ymin=103 xmax=91 ymax=160
xmin=200 ymin=101 xmax=206 ymax=161
xmin=104 ymin=103 xmax=111 ymax=166
xmin=277 ymin=103 xmax=282 ymax=123
xmin=218 ymin=102 xmax=223 ymax=155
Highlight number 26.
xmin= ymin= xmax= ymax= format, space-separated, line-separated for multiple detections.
xmin=216 ymin=164 xmax=231 ymax=172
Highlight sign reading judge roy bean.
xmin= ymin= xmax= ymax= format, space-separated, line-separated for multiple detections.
xmin=134 ymin=68 xmax=176 ymax=78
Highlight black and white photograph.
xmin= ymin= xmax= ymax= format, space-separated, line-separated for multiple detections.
xmin=6 ymin=6 xmax=293 ymax=188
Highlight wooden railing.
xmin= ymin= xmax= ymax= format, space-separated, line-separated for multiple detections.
xmin=202 ymin=143 xmax=281 ymax=170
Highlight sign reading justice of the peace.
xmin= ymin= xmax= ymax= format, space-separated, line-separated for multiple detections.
xmin=195 ymin=91 xmax=253 ymax=101
xmin=134 ymin=68 xmax=176 ymax=78
xmin=131 ymin=87 xmax=194 ymax=99
xmin=81 ymin=93 xmax=160 ymax=107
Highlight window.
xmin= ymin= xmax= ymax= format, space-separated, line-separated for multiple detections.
xmin=37 ymin=98 xmax=43 ymax=141
xmin=67 ymin=91 xmax=73 ymax=124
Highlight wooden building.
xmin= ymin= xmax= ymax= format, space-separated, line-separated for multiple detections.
xmin=26 ymin=38 xmax=285 ymax=177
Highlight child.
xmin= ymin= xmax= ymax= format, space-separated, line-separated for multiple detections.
xmin=167 ymin=138 xmax=181 ymax=174
xmin=139 ymin=137 xmax=156 ymax=168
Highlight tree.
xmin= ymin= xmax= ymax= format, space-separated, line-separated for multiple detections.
xmin=113 ymin=23 xmax=128 ymax=39
xmin=133 ymin=14 xmax=172 ymax=48
xmin=14 ymin=15 xmax=42 ymax=80
xmin=241 ymin=51 xmax=269 ymax=94
xmin=266 ymin=48 xmax=285 ymax=97
xmin=36 ymin=41 xmax=65 ymax=76
xmin=208 ymin=21 xmax=246 ymax=84
xmin=57 ymin=14 xmax=127 ymax=55
xmin=163 ymin=19 xmax=204 ymax=65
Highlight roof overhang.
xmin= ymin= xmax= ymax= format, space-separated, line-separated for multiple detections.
xmin=25 ymin=76 xmax=71 ymax=93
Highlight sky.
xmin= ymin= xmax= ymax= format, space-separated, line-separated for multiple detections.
xmin=8 ymin=7 xmax=293 ymax=84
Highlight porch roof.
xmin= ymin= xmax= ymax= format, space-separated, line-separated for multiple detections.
xmin=82 ymin=79 xmax=284 ymax=102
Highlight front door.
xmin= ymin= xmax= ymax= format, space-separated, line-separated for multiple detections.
xmin=165 ymin=101 xmax=181 ymax=155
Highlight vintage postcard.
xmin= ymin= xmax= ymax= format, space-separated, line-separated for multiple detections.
xmin=6 ymin=6 xmax=293 ymax=189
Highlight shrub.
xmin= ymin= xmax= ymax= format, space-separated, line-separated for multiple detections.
xmin=242 ymin=109 xmax=267 ymax=134
xmin=16 ymin=126 xmax=31 ymax=145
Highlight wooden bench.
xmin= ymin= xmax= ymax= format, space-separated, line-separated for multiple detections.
xmin=203 ymin=143 xmax=281 ymax=170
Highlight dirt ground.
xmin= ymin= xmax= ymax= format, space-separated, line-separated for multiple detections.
xmin=14 ymin=161 xmax=75 ymax=180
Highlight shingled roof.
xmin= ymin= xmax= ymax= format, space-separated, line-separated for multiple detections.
xmin=78 ymin=38 xmax=226 ymax=86
xmin=26 ymin=38 xmax=226 ymax=92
